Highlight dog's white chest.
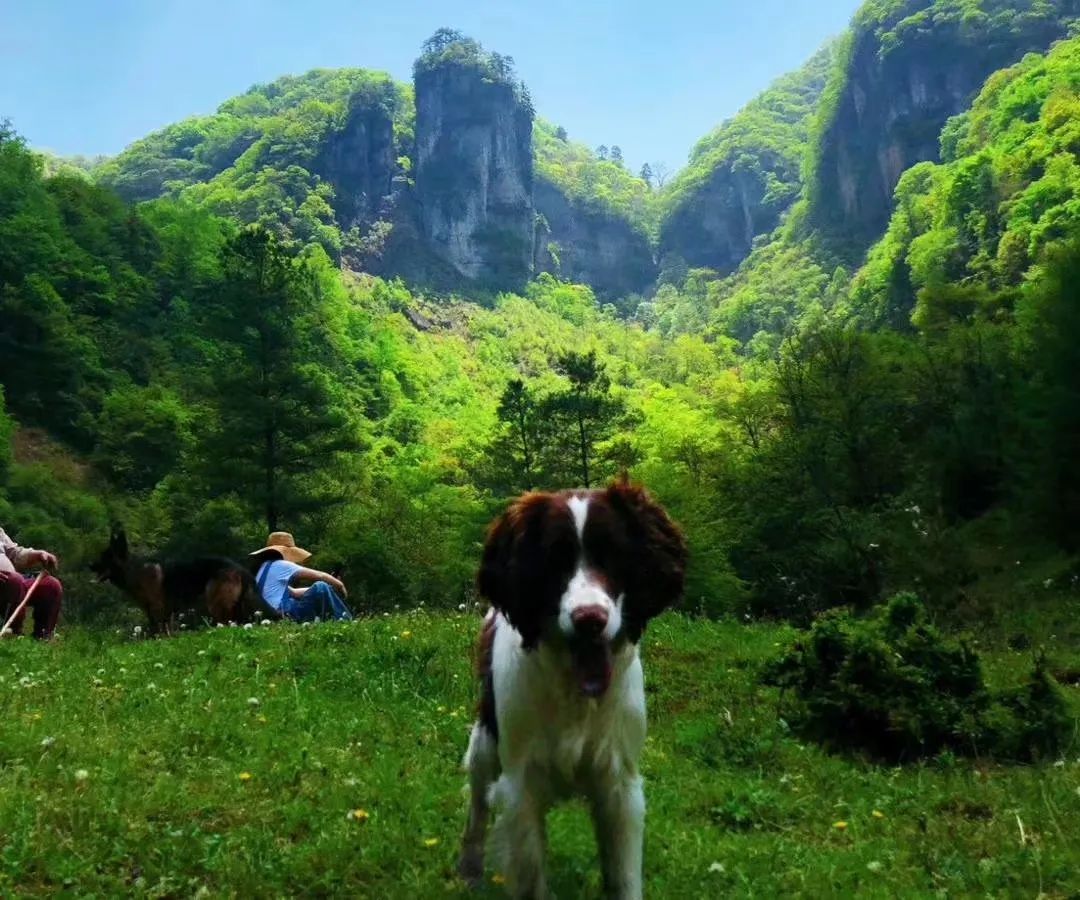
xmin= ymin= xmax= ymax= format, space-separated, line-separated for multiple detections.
xmin=498 ymin=646 xmax=648 ymax=792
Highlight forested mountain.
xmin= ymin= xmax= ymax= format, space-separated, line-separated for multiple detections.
xmin=94 ymin=33 xmax=656 ymax=298
xmin=657 ymin=45 xmax=836 ymax=276
xmin=4 ymin=2 xmax=1080 ymax=630
xmin=806 ymin=0 xmax=1080 ymax=258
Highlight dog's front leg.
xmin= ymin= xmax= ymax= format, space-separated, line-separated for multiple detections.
xmin=494 ymin=773 xmax=549 ymax=899
xmin=591 ymin=774 xmax=645 ymax=900
xmin=459 ymin=723 xmax=500 ymax=887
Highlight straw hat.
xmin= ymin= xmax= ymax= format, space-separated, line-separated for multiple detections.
xmin=249 ymin=531 xmax=312 ymax=565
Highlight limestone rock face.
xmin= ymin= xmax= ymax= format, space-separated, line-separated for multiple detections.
xmin=533 ymin=178 xmax=656 ymax=299
xmin=316 ymin=98 xmax=397 ymax=229
xmin=414 ymin=64 xmax=535 ymax=287
xmin=659 ymin=157 xmax=795 ymax=275
xmin=810 ymin=6 xmax=1073 ymax=256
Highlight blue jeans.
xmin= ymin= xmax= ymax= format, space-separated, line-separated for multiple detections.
xmin=281 ymin=582 xmax=353 ymax=622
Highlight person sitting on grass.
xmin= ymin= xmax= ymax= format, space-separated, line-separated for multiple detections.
xmin=0 ymin=527 xmax=62 ymax=640
xmin=249 ymin=532 xmax=352 ymax=623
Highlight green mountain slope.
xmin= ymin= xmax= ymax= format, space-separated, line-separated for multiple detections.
xmin=92 ymin=64 xmax=658 ymax=295
xmin=804 ymin=0 xmax=1080 ymax=258
xmin=95 ymin=69 xmax=412 ymax=258
xmin=657 ymin=44 xmax=835 ymax=274
xmin=851 ymin=32 xmax=1080 ymax=326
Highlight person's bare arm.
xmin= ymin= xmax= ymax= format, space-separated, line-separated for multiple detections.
xmin=290 ymin=565 xmax=347 ymax=598
xmin=0 ymin=529 xmax=56 ymax=572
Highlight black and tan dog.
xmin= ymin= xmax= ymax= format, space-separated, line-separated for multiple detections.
xmin=91 ymin=527 xmax=282 ymax=634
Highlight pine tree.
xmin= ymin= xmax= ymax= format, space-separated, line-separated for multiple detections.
xmin=481 ymin=379 xmax=545 ymax=494
xmin=195 ymin=227 xmax=354 ymax=532
xmin=541 ymin=350 xmax=626 ymax=488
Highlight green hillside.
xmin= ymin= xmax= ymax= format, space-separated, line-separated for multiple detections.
xmin=852 ymin=32 xmax=1080 ymax=327
xmin=534 ymin=119 xmax=656 ymax=239
xmin=657 ymin=45 xmax=835 ymax=272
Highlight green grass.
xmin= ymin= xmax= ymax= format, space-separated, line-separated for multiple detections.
xmin=0 ymin=613 xmax=1078 ymax=898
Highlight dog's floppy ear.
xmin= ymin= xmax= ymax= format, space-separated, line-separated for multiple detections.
xmin=605 ymin=479 xmax=687 ymax=641
xmin=477 ymin=493 xmax=560 ymax=650
xmin=477 ymin=508 xmax=515 ymax=614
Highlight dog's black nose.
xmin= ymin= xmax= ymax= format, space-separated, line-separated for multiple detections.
xmin=571 ymin=605 xmax=609 ymax=638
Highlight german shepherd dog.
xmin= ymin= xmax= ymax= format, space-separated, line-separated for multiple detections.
xmin=91 ymin=528 xmax=282 ymax=634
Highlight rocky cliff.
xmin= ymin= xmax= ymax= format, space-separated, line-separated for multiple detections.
xmin=807 ymin=1 xmax=1077 ymax=258
xmin=315 ymin=92 xmax=397 ymax=230
xmin=533 ymin=178 xmax=655 ymax=299
xmin=657 ymin=47 xmax=833 ymax=275
xmin=414 ymin=62 xmax=535 ymax=288
xmin=659 ymin=151 xmax=797 ymax=275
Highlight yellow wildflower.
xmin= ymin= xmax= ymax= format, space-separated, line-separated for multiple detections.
xmin=238 ymin=772 xmax=253 ymax=782
xmin=401 ymin=630 xmax=413 ymax=639
xmin=872 ymin=810 xmax=885 ymax=820
xmin=349 ymin=809 xmax=370 ymax=823
xmin=423 ymin=837 xmax=440 ymax=848
xmin=833 ymin=821 xmax=848 ymax=831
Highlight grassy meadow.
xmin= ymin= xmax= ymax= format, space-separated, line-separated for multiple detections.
xmin=0 ymin=612 xmax=1077 ymax=898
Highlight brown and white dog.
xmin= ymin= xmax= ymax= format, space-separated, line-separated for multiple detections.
xmin=459 ymin=480 xmax=687 ymax=899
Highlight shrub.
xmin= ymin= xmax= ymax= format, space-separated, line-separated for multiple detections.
xmin=763 ymin=593 xmax=1072 ymax=762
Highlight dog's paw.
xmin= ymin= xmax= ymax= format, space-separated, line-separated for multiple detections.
xmin=458 ymin=847 xmax=485 ymax=890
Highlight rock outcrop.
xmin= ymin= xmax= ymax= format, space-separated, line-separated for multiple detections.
xmin=533 ymin=178 xmax=655 ymax=299
xmin=414 ymin=63 xmax=535 ymax=287
xmin=659 ymin=156 xmax=796 ymax=275
xmin=656 ymin=46 xmax=833 ymax=276
xmin=316 ymin=95 xmax=397 ymax=229
xmin=808 ymin=2 xmax=1075 ymax=257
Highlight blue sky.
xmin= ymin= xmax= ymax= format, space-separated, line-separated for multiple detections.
xmin=0 ymin=0 xmax=861 ymax=173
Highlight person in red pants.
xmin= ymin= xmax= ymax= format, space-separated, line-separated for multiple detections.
xmin=0 ymin=527 xmax=62 ymax=640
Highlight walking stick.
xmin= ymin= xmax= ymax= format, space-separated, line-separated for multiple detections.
xmin=2 ymin=571 xmax=45 ymax=635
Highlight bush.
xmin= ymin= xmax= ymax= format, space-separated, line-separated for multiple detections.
xmin=763 ymin=593 xmax=1072 ymax=762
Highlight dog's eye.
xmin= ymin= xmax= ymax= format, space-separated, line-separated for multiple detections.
xmin=549 ymin=535 xmax=576 ymax=567
xmin=586 ymin=533 xmax=614 ymax=569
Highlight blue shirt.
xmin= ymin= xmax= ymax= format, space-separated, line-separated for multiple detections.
xmin=256 ymin=559 xmax=302 ymax=611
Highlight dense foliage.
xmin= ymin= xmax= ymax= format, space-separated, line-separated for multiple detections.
xmin=851 ymin=33 xmax=1080 ymax=326
xmin=804 ymin=0 xmax=1080 ymax=253
xmin=658 ymin=44 xmax=835 ymax=268
xmin=94 ymin=69 xmax=412 ymax=262
xmin=0 ymin=121 xmax=747 ymax=615
xmin=534 ymin=120 xmax=656 ymax=238
xmin=765 ymin=592 xmax=1071 ymax=761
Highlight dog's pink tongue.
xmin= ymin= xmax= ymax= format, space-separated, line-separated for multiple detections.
xmin=572 ymin=642 xmax=613 ymax=698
